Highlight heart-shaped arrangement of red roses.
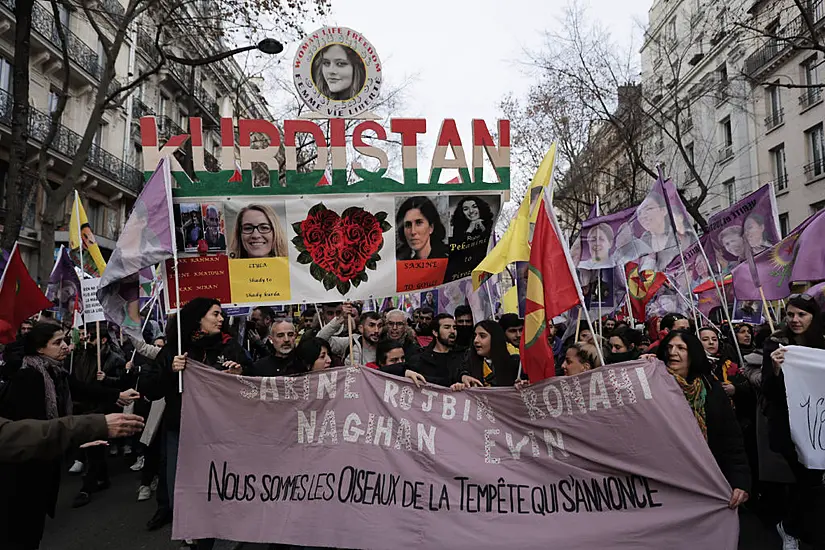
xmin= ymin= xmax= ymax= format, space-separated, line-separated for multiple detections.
xmin=293 ymin=203 xmax=391 ymax=295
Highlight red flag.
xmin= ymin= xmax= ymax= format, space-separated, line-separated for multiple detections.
xmin=520 ymin=198 xmax=580 ymax=382
xmin=0 ymin=245 xmax=53 ymax=343
xmin=625 ymin=262 xmax=667 ymax=322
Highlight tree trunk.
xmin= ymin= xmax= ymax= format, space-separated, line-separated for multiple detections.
xmin=1 ymin=0 xmax=35 ymax=251
xmin=38 ymin=190 xmax=59 ymax=286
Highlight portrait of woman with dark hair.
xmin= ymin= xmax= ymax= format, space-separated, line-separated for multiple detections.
xmin=310 ymin=44 xmax=367 ymax=101
xmin=742 ymin=212 xmax=774 ymax=254
xmin=450 ymin=196 xmax=494 ymax=242
xmin=395 ymin=196 xmax=448 ymax=260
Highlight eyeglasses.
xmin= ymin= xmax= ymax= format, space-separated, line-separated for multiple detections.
xmin=789 ymin=293 xmax=814 ymax=302
xmin=241 ymin=223 xmax=273 ymax=235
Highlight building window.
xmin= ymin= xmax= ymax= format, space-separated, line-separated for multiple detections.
xmin=779 ymin=213 xmax=789 ymax=237
xmin=158 ymin=95 xmax=168 ymax=118
xmin=723 ymin=178 xmax=736 ymax=206
xmin=0 ymin=58 xmax=11 ymax=93
xmin=765 ymin=84 xmax=783 ymax=129
xmin=719 ymin=117 xmax=733 ymax=162
xmin=801 ymin=56 xmax=822 ymax=107
xmin=805 ymin=123 xmax=825 ymax=179
xmin=812 ymin=200 xmax=825 ymax=214
xmin=771 ymin=144 xmax=788 ymax=192
xmin=667 ymin=18 xmax=677 ymax=43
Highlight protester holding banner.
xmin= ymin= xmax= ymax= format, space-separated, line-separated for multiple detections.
xmin=407 ymin=314 xmax=466 ymax=388
xmin=0 ymin=321 xmax=129 ymax=549
xmin=372 ymin=339 xmax=427 ymax=386
xmin=761 ymin=294 xmax=825 ymax=545
xmin=457 ymin=320 xmax=519 ymax=387
xmin=246 ymin=319 xmax=301 ymax=377
xmin=655 ymin=330 xmax=751 ymax=508
xmin=294 ymin=336 xmax=332 ymax=372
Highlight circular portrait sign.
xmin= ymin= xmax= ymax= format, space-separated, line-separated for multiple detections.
xmin=293 ymin=27 xmax=382 ymax=118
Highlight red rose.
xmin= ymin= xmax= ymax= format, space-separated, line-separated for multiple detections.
xmin=350 ymin=209 xmax=376 ymax=231
xmin=319 ymin=210 xmax=339 ymax=233
xmin=343 ymin=222 xmax=366 ymax=246
xmin=310 ymin=245 xmax=327 ymax=267
xmin=321 ymin=246 xmax=338 ymax=272
xmin=302 ymin=219 xmax=326 ymax=252
xmin=327 ymin=230 xmax=344 ymax=249
xmin=365 ymin=225 xmax=383 ymax=252
xmin=337 ymin=247 xmax=361 ymax=281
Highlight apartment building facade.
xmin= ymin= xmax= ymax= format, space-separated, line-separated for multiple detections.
xmin=0 ymin=0 xmax=270 ymax=274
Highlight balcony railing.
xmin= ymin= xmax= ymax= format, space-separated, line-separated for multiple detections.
xmin=193 ymin=82 xmax=220 ymax=119
xmin=0 ymin=88 xmax=142 ymax=192
xmin=157 ymin=116 xmax=184 ymax=139
xmin=744 ymin=1 xmax=825 ymax=76
xmin=799 ymin=88 xmax=823 ymax=109
xmin=131 ymin=97 xmax=154 ymax=119
xmin=99 ymin=0 xmax=126 ymax=25
xmin=24 ymin=0 xmax=103 ymax=80
xmin=804 ymin=157 xmax=825 ymax=180
xmin=718 ymin=144 xmax=734 ymax=163
xmin=136 ymin=27 xmax=159 ymax=57
xmin=765 ymin=108 xmax=784 ymax=130
xmin=772 ymin=173 xmax=789 ymax=193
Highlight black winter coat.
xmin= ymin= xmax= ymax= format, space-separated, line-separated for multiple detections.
xmin=701 ymin=374 xmax=752 ymax=493
xmin=141 ymin=333 xmax=250 ymax=432
xmin=0 ymin=362 xmax=120 ymax=547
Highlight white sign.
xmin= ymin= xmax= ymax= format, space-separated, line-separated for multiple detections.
xmin=782 ymin=345 xmax=825 ymax=469
xmin=292 ymin=26 xmax=382 ymax=118
xmin=81 ymin=277 xmax=106 ymax=323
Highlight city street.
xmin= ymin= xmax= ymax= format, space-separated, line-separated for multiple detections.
xmin=40 ymin=456 xmax=783 ymax=550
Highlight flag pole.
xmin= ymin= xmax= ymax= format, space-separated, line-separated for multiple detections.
xmin=656 ymin=167 xmax=700 ymax=335
xmin=618 ymin=265 xmax=635 ymax=328
xmin=759 ymin=287 xmax=776 ymax=332
xmin=74 ymin=191 xmax=86 ymax=328
xmin=574 ymin=307 xmax=582 ymax=342
xmin=596 ymin=197 xmax=603 ymax=341
xmin=158 ymin=158 xmax=183 ymax=392
xmin=95 ymin=320 xmax=102 ymax=374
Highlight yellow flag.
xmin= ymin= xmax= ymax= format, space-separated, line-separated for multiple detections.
xmin=471 ymin=144 xmax=556 ymax=290
xmin=69 ymin=192 xmax=107 ymax=276
xmin=502 ymin=285 xmax=519 ymax=314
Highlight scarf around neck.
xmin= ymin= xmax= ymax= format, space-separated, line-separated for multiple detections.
xmin=22 ymin=354 xmax=73 ymax=420
xmin=668 ymin=367 xmax=707 ymax=440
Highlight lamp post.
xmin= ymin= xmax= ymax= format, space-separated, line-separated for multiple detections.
xmin=166 ymin=38 xmax=283 ymax=174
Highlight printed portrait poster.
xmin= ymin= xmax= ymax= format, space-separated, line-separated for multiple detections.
xmin=224 ymin=200 xmax=291 ymax=304
xmin=201 ymin=203 xmax=227 ymax=252
xmin=287 ymin=196 xmax=396 ymax=301
xmin=732 ymin=299 xmax=763 ymax=324
xmin=577 ymin=206 xmax=635 ymax=270
xmin=703 ymin=185 xmax=780 ymax=275
xmin=419 ymin=289 xmax=439 ymax=313
xmin=394 ymin=195 xmax=450 ymax=292
xmin=443 ymin=195 xmax=501 ymax=283
xmin=174 ymin=203 xmax=204 ymax=253
xmin=583 ymin=268 xmax=615 ymax=309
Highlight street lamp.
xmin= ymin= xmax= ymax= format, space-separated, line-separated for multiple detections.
xmin=165 ymin=37 xmax=284 ymax=66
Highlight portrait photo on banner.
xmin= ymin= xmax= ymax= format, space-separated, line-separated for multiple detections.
xmin=224 ymin=201 xmax=289 ymax=259
xmin=173 ymin=202 xmax=204 ymax=253
xmin=394 ymin=195 xmax=450 ymax=293
xmin=200 ymin=203 xmax=227 ymax=252
xmin=310 ymin=43 xmax=366 ymax=102
xmin=444 ymin=194 xmax=501 ymax=282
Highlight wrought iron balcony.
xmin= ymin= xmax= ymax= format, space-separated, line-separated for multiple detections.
xmin=744 ymin=1 xmax=825 ymax=77
xmin=27 ymin=1 xmax=103 ymax=80
xmin=799 ymin=88 xmax=823 ymax=109
xmin=804 ymin=157 xmax=825 ymax=180
xmin=193 ymin=82 xmax=220 ymax=119
xmin=136 ymin=27 xmax=159 ymax=57
xmin=157 ymin=115 xmax=184 ymax=139
xmin=131 ymin=97 xmax=154 ymax=119
xmin=771 ymin=173 xmax=788 ymax=193
xmin=0 ymin=88 xmax=142 ymax=193
xmin=718 ymin=144 xmax=734 ymax=163
xmin=99 ymin=0 xmax=126 ymax=25
xmin=765 ymin=108 xmax=784 ymax=130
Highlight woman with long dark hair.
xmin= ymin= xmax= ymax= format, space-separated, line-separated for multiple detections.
xmin=0 ymin=322 xmax=127 ymax=549
xmin=655 ymin=330 xmax=751 ymax=510
xmin=450 ymin=196 xmax=494 ymax=242
xmin=762 ymin=294 xmax=825 ymax=547
xmin=295 ymin=337 xmax=332 ymax=372
xmin=606 ymin=326 xmax=642 ymax=364
xmin=458 ymin=320 xmax=519 ymax=387
xmin=310 ymin=44 xmax=366 ymax=101
xmin=142 ymin=297 xmax=250 ymax=550
xmin=395 ymin=196 xmax=448 ymax=260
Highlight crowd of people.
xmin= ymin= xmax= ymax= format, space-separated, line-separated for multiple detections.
xmin=0 ymin=294 xmax=823 ymax=549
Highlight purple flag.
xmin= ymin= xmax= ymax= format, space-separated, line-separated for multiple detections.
xmin=732 ymin=209 xmax=825 ymax=301
xmin=173 ymin=361 xmax=738 ymax=548
xmin=576 ymin=206 xmax=635 ymax=269
xmin=46 ymin=245 xmax=81 ymax=316
xmin=98 ymin=158 xmax=174 ymax=337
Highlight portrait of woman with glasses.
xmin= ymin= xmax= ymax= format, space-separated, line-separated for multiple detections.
xmin=228 ymin=203 xmax=288 ymax=258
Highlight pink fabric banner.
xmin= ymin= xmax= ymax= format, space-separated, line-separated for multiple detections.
xmin=174 ymin=360 xmax=738 ymax=549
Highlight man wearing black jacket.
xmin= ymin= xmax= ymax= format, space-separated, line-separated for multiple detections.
xmin=408 ymin=314 xmax=465 ymax=387
xmin=246 ymin=320 xmax=302 ymax=377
